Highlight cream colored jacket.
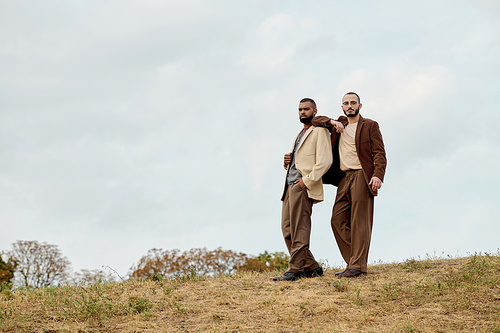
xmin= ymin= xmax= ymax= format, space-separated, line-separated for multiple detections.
xmin=282 ymin=126 xmax=333 ymax=203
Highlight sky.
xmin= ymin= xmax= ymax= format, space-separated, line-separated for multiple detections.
xmin=1 ymin=0 xmax=499 ymax=278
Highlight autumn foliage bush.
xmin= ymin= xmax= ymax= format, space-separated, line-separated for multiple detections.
xmin=129 ymin=247 xmax=249 ymax=279
xmin=0 ymin=254 xmax=16 ymax=288
xmin=238 ymin=250 xmax=290 ymax=272
xmin=129 ymin=248 xmax=291 ymax=279
xmin=3 ymin=240 xmax=290 ymax=286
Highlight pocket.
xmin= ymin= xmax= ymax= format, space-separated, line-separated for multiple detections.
xmin=294 ymin=182 xmax=306 ymax=192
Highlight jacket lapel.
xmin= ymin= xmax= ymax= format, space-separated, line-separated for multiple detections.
xmin=355 ymin=115 xmax=364 ymax=152
xmin=296 ymin=127 xmax=313 ymax=152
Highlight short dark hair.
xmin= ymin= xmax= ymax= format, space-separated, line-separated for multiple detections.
xmin=344 ymin=92 xmax=360 ymax=103
xmin=299 ymin=97 xmax=316 ymax=109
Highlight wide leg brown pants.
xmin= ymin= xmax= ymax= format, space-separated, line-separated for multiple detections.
xmin=281 ymin=183 xmax=320 ymax=273
xmin=331 ymin=170 xmax=374 ymax=272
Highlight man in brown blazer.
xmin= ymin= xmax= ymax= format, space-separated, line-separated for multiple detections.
xmin=273 ymin=98 xmax=332 ymax=281
xmin=312 ymin=92 xmax=387 ymax=277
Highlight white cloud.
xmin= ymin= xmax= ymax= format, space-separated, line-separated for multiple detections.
xmin=1 ymin=0 xmax=499 ymax=276
xmin=337 ymin=62 xmax=459 ymax=118
xmin=239 ymin=13 xmax=296 ymax=76
xmin=238 ymin=13 xmax=321 ymax=78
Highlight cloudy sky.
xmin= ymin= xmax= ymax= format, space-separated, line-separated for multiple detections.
xmin=1 ymin=0 xmax=499 ymax=278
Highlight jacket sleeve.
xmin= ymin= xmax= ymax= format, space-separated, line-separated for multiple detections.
xmin=312 ymin=115 xmax=348 ymax=129
xmin=311 ymin=116 xmax=334 ymax=129
xmin=302 ymin=128 xmax=333 ymax=190
xmin=370 ymin=122 xmax=387 ymax=182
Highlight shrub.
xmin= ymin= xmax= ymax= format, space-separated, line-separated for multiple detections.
xmin=129 ymin=247 xmax=248 ymax=279
xmin=238 ymin=251 xmax=290 ymax=272
xmin=0 ymin=254 xmax=16 ymax=286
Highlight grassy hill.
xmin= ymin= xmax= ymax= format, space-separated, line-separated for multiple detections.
xmin=1 ymin=253 xmax=499 ymax=332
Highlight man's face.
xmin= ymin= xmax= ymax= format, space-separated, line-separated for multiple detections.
xmin=298 ymin=101 xmax=317 ymax=124
xmin=342 ymin=94 xmax=362 ymax=117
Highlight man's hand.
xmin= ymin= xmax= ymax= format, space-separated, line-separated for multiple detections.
xmin=330 ymin=119 xmax=344 ymax=133
xmin=284 ymin=152 xmax=292 ymax=165
xmin=295 ymin=178 xmax=307 ymax=191
xmin=368 ymin=176 xmax=382 ymax=192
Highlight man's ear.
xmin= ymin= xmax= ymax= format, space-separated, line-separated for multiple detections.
xmin=359 ymin=103 xmax=362 ymax=111
xmin=313 ymin=109 xmax=317 ymax=116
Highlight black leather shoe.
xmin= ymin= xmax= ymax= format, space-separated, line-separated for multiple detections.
xmin=339 ymin=269 xmax=367 ymax=278
xmin=272 ymin=272 xmax=304 ymax=281
xmin=304 ymin=266 xmax=323 ymax=278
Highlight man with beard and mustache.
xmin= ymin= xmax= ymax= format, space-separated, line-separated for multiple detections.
xmin=273 ymin=98 xmax=332 ymax=281
xmin=312 ymin=92 xmax=387 ymax=278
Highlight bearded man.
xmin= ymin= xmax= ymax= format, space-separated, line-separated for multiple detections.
xmin=312 ymin=92 xmax=387 ymax=277
xmin=273 ymin=98 xmax=332 ymax=281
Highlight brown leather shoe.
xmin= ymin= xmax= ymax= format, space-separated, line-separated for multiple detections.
xmin=335 ymin=268 xmax=348 ymax=276
xmin=338 ymin=269 xmax=367 ymax=278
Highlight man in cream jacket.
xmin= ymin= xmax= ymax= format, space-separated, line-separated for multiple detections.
xmin=273 ymin=98 xmax=332 ymax=282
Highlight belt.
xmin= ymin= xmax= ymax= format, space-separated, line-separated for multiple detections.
xmin=344 ymin=169 xmax=361 ymax=174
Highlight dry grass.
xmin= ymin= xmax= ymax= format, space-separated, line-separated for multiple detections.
xmin=1 ymin=253 xmax=500 ymax=332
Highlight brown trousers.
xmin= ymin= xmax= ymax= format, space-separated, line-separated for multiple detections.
xmin=331 ymin=170 xmax=374 ymax=272
xmin=281 ymin=183 xmax=320 ymax=273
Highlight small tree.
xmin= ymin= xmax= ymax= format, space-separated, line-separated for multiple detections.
xmin=8 ymin=240 xmax=71 ymax=288
xmin=207 ymin=247 xmax=248 ymax=275
xmin=129 ymin=247 xmax=248 ymax=279
xmin=129 ymin=248 xmax=183 ymax=279
xmin=0 ymin=253 xmax=16 ymax=287
xmin=71 ymin=269 xmax=117 ymax=286
xmin=180 ymin=247 xmax=248 ymax=276
xmin=256 ymin=251 xmax=290 ymax=271
xmin=238 ymin=251 xmax=290 ymax=272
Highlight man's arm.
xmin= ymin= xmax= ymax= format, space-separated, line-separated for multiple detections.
xmin=311 ymin=116 xmax=345 ymax=133
xmin=369 ymin=122 xmax=387 ymax=190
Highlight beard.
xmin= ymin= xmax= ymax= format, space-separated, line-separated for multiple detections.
xmin=344 ymin=107 xmax=359 ymax=117
xmin=300 ymin=115 xmax=314 ymax=123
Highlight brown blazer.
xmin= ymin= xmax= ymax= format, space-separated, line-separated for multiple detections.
xmin=311 ymin=115 xmax=387 ymax=196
